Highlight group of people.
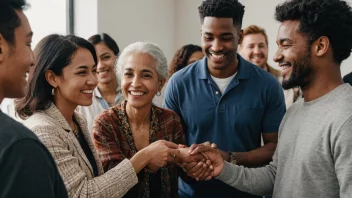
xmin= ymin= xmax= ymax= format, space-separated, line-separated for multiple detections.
xmin=0 ymin=0 xmax=352 ymax=198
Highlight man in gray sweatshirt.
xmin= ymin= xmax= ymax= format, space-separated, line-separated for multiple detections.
xmin=188 ymin=0 xmax=352 ymax=197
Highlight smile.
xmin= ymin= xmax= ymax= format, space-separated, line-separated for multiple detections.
xmin=81 ymin=90 xmax=94 ymax=94
xmin=97 ymin=70 xmax=109 ymax=74
xmin=129 ymin=91 xmax=144 ymax=96
xmin=210 ymin=52 xmax=226 ymax=61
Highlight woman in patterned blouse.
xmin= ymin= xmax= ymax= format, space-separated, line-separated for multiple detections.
xmin=16 ymin=35 xmax=181 ymax=198
xmin=92 ymin=42 xmax=210 ymax=198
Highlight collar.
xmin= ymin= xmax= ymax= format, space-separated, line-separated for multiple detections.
xmin=44 ymin=103 xmax=87 ymax=133
xmin=94 ymin=87 xmax=122 ymax=99
xmin=197 ymin=54 xmax=250 ymax=80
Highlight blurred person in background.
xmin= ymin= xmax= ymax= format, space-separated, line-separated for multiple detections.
xmin=239 ymin=25 xmax=301 ymax=109
xmin=79 ymin=33 xmax=124 ymax=133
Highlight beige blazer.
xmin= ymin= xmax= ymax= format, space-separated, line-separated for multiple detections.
xmin=24 ymin=103 xmax=137 ymax=198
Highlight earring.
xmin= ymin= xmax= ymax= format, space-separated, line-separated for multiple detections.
xmin=156 ymin=91 xmax=161 ymax=96
xmin=51 ymin=88 xmax=55 ymax=96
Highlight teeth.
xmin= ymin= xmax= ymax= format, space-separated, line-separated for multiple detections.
xmin=211 ymin=53 xmax=224 ymax=59
xmin=81 ymin=90 xmax=93 ymax=94
xmin=282 ymin=66 xmax=290 ymax=70
xmin=130 ymin=91 xmax=144 ymax=96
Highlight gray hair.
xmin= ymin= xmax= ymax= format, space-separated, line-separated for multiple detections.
xmin=116 ymin=41 xmax=168 ymax=82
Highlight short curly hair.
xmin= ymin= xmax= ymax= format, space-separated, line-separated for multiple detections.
xmin=198 ymin=0 xmax=245 ymax=29
xmin=275 ymin=0 xmax=352 ymax=64
xmin=168 ymin=44 xmax=202 ymax=78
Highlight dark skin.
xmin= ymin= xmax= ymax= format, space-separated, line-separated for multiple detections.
xmin=189 ymin=20 xmax=345 ymax=181
xmin=274 ymin=20 xmax=343 ymax=102
xmin=183 ymin=132 xmax=277 ymax=174
xmin=181 ymin=17 xmax=279 ymax=177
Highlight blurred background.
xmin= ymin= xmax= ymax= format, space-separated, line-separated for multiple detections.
xmin=25 ymin=0 xmax=352 ymax=75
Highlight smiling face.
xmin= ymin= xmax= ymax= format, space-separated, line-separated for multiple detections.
xmin=53 ymin=47 xmax=98 ymax=108
xmin=121 ymin=52 xmax=164 ymax=109
xmin=95 ymin=42 xmax=117 ymax=84
xmin=201 ymin=17 xmax=242 ymax=78
xmin=274 ymin=20 xmax=313 ymax=90
xmin=239 ymin=33 xmax=268 ymax=68
xmin=0 ymin=10 xmax=34 ymax=100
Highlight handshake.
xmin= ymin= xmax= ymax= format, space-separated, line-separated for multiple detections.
xmin=145 ymin=140 xmax=225 ymax=181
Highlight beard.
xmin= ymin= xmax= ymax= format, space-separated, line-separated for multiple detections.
xmin=282 ymin=53 xmax=313 ymax=90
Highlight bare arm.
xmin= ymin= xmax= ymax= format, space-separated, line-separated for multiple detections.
xmin=219 ymin=133 xmax=278 ymax=167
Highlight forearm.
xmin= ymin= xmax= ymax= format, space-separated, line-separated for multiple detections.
xmin=219 ymin=142 xmax=277 ymax=167
xmin=130 ymin=148 xmax=151 ymax=173
xmin=215 ymin=161 xmax=275 ymax=196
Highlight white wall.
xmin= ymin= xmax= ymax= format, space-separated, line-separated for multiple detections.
xmin=25 ymin=0 xmax=67 ymax=48
xmin=241 ymin=0 xmax=352 ymax=76
xmin=175 ymin=0 xmax=203 ymax=50
xmin=74 ymin=0 xmax=98 ymax=40
xmin=73 ymin=0 xmax=176 ymax=63
xmin=73 ymin=0 xmax=351 ymax=75
xmin=174 ymin=0 xmax=352 ymax=76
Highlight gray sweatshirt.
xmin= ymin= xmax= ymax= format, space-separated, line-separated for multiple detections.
xmin=216 ymin=84 xmax=352 ymax=198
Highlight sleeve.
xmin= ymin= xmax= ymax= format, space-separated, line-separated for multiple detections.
xmin=163 ymin=76 xmax=182 ymax=116
xmin=261 ymin=79 xmax=286 ymax=133
xmin=0 ymin=139 xmax=68 ymax=198
xmin=332 ymin=116 xmax=352 ymax=197
xmin=92 ymin=114 xmax=126 ymax=172
xmin=171 ymin=111 xmax=186 ymax=145
xmin=33 ymin=125 xmax=138 ymax=198
xmin=215 ymin=141 xmax=278 ymax=196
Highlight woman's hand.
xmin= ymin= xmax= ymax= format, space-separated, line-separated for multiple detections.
xmin=145 ymin=140 xmax=180 ymax=170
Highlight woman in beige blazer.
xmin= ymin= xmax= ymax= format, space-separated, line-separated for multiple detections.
xmin=16 ymin=34 xmax=180 ymax=198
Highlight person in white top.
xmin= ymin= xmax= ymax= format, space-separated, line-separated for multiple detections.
xmin=78 ymin=33 xmax=124 ymax=133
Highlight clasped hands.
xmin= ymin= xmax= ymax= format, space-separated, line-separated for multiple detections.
xmin=145 ymin=140 xmax=224 ymax=181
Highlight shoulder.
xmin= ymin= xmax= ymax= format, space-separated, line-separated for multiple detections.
xmin=93 ymin=103 xmax=125 ymax=133
xmin=249 ymin=64 xmax=281 ymax=86
xmin=154 ymin=106 xmax=179 ymax=117
xmin=95 ymin=102 xmax=123 ymax=122
xmin=168 ymin=60 xmax=201 ymax=84
xmin=23 ymin=112 xmax=63 ymax=138
xmin=328 ymin=84 xmax=352 ymax=119
xmin=154 ymin=106 xmax=181 ymax=123
xmin=0 ymin=112 xmax=41 ymax=147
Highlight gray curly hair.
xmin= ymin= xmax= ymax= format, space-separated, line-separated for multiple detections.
xmin=116 ymin=41 xmax=168 ymax=82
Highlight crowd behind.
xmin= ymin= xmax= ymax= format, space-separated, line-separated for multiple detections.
xmin=1 ymin=0 xmax=352 ymax=198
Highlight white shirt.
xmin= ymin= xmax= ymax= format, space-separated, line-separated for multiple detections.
xmin=210 ymin=72 xmax=237 ymax=93
xmin=78 ymin=87 xmax=124 ymax=134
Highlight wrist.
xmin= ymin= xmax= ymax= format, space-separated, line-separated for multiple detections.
xmin=228 ymin=152 xmax=237 ymax=164
xmin=140 ymin=147 xmax=152 ymax=163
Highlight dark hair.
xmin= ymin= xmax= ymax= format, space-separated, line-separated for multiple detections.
xmin=16 ymin=34 xmax=97 ymax=119
xmin=343 ymin=72 xmax=352 ymax=86
xmin=0 ymin=0 xmax=28 ymax=46
xmin=198 ymin=0 xmax=245 ymax=29
xmin=168 ymin=44 xmax=202 ymax=78
xmin=88 ymin=33 xmax=120 ymax=56
xmin=275 ymin=0 xmax=352 ymax=64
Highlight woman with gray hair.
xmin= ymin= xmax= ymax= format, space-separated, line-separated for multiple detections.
xmin=92 ymin=42 xmax=210 ymax=198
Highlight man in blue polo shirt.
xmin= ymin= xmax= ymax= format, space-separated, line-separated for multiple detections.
xmin=164 ymin=0 xmax=286 ymax=197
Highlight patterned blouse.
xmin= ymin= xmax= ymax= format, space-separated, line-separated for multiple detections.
xmin=92 ymin=101 xmax=185 ymax=198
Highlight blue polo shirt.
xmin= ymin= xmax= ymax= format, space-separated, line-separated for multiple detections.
xmin=164 ymin=55 xmax=286 ymax=198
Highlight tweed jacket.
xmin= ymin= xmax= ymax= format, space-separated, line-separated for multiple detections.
xmin=23 ymin=103 xmax=138 ymax=198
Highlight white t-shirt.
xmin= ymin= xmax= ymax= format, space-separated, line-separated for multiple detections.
xmin=210 ymin=72 xmax=237 ymax=93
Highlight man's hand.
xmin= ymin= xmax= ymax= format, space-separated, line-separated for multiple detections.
xmin=176 ymin=146 xmax=213 ymax=180
xmin=189 ymin=142 xmax=225 ymax=178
